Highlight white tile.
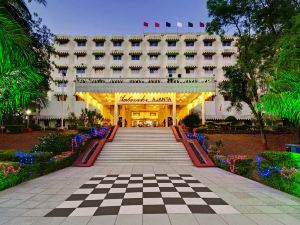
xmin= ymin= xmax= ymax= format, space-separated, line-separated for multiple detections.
xmin=69 ymin=207 xmax=97 ymax=217
xmin=143 ymin=187 xmax=160 ymax=192
xmin=156 ymin=176 xmax=169 ymax=180
xmin=161 ymin=192 xmax=181 ymax=198
xmin=115 ymin=214 xmax=142 ymax=225
xmin=103 ymin=177 xmax=117 ymax=180
xmin=85 ymin=181 xmax=99 ymax=184
xmin=182 ymin=177 xmax=197 ymax=180
xmin=73 ymin=189 xmax=93 ymax=194
xmin=57 ymin=201 xmax=82 ymax=208
xmin=188 ymin=183 xmax=205 ymax=187
xmin=171 ymin=180 xmax=185 ymax=183
xmin=114 ymin=180 xmax=129 ymax=184
xmin=197 ymin=192 xmax=219 ymax=198
xmin=108 ymin=188 xmax=126 ymax=193
xmin=119 ymin=205 xmax=143 ymax=214
xmin=143 ymin=214 xmax=171 ymax=225
xmin=101 ymin=199 xmax=122 ymax=207
xmin=143 ymin=198 xmax=164 ymax=205
xmin=167 ymin=174 xmax=180 ymax=177
xmin=124 ymin=192 xmax=143 ymax=199
xmin=119 ymin=174 xmax=130 ymax=177
xmin=175 ymin=187 xmax=194 ymax=192
xmin=96 ymin=184 xmax=113 ymax=188
xmin=127 ymin=183 xmax=143 ymax=188
xmin=158 ymin=183 xmax=174 ymax=187
xmin=130 ymin=177 xmax=143 ymax=180
xmin=94 ymin=175 xmax=106 ymax=178
xmin=166 ymin=205 xmax=191 ymax=213
xmin=143 ymin=180 xmax=157 ymax=184
xmin=210 ymin=205 xmax=240 ymax=214
xmin=169 ymin=214 xmax=198 ymax=225
xmin=88 ymin=215 xmax=116 ymax=225
xmin=183 ymin=198 xmax=207 ymax=205
xmin=143 ymin=174 xmax=155 ymax=177
xmin=86 ymin=194 xmax=106 ymax=200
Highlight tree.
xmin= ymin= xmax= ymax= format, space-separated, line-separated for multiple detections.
xmin=206 ymin=0 xmax=300 ymax=149
xmin=182 ymin=113 xmax=201 ymax=132
xmin=258 ymin=14 xmax=300 ymax=143
xmin=0 ymin=0 xmax=52 ymax=121
xmin=80 ymin=109 xmax=103 ymax=127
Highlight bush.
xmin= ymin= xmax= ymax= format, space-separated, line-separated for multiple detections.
xmin=182 ymin=113 xmax=201 ymax=131
xmin=29 ymin=123 xmax=42 ymax=131
xmin=259 ymin=151 xmax=300 ymax=169
xmin=224 ymin=116 xmax=238 ymax=124
xmin=196 ymin=126 xmax=207 ymax=133
xmin=77 ymin=126 xmax=92 ymax=133
xmin=33 ymin=133 xmax=72 ymax=155
xmin=5 ymin=125 xmax=24 ymax=134
xmin=0 ymin=151 xmax=53 ymax=163
xmin=234 ymin=158 xmax=254 ymax=177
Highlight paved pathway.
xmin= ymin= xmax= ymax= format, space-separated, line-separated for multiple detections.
xmin=0 ymin=165 xmax=299 ymax=225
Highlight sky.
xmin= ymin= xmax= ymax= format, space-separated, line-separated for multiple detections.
xmin=28 ymin=0 xmax=210 ymax=35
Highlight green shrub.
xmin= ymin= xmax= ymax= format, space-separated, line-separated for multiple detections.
xmin=224 ymin=116 xmax=238 ymax=124
xmin=0 ymin=151 xmax=52 ymax=163
xmin=196 ymin=127 xmax=207 ymax=133
xmin=234 ymin=158 xmax=254 ymax=177
xmin=33 ymin=133 xmax=72 ymax=155
xmin=259 ymin=151 xmax=300 ymax=169
xmin=5 ymin=125 xmax=24 ymax=134
xmin=182 ymin=113 xmax=201 ymax=131
xmin=77 ymin=126 xmax=92 ymax=133
xmin=29 ymin=124 xmax=42 ymax=131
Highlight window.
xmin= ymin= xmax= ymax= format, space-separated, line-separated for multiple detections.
xmin=131 ymin=55 xmax=140 ymax=60
xmin=223 ymin=55 xmax=231 ymax=60
xmin=57 ymin=95 xmax=67 ymax=101
xmin=76 ymin=68 xmax=85 ymax=74
xmin=113 ymin=55 xmax=122 ymax=60
xmin=149 ymin=41 xmax=158 ymax=47
xmin=113 ymin=68 xmax=122 ymax=74
xmin=204 ymin=41 xmax=213 ymax=46
xmin=113 ymin=41 xmax=122 ymax=47
xmin=77 ymin=41 xmax=86 ymax=47
xmin=75 ymin=95 xmax=84 ymax=101
xmin=149 ymin=55 xmax=158 ymax=60
xmin=204 ymin=68 xmax=214 ymax=75
xmin=95 ymin=41 xmax=104 ymax=47
xmin=186 ymin=55 xmax=194 ymax=60
xmin=58 ymin=41 xmax=68 ymax=46
xmin=168 ymin=69 xmax=176 ymax=74
xmin=77 ymin=55 xmax=85 ymax=60
xmin=95 ymin=68 xmax=104 ymax=75
xmin=186 ymin=68 xmax=195 ymax=74
xmin=204 ymin=55 xmax=213 ymax=60
xmin=149 ymin=68 xmax=159 ymax=74
xmin=59 ymin=55 xmax=68 ymax=60
xmin=131 ymin=41 xmax=140 ymax=47
xmin=168 ymin=41 xmax=176 ymax=47
xmin=222 ymin=41 xmax=232 ymax=46
xmin=95 ymin=55 xmax=103 ymax=60
xmin=57 ymin=82 xmax=67 ymax=88
xmin=186 ymin=41 xmax=195 ymax=47
xmin=168 ymin=55 xmax=176 ymax=60
xmin=131 ymin=68 xmax=140 ymax=74
xmin=58 ymin=68 xmax=67 ymax=75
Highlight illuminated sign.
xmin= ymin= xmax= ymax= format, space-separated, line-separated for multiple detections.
xmin=119 ymin=95 xmax=172 ymax=103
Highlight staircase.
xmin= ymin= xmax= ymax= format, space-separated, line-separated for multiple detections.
xmin=95 ymin=127 xmax=192 ymax=165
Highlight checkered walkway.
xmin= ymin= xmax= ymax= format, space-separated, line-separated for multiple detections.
xmin=46 ymin=174 xmax=239 ymax=217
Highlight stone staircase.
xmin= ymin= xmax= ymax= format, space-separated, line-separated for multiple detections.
xmin=95 ymin=127 xmax=192 ymax=165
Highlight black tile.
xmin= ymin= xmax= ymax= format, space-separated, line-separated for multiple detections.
xmin=179 ymin=192 xmax=200 ymax=198
xmin=91 ymin=188 xmax=110 ymax=194
xmin=79 ymin=200 xmax=102 ymax=207
xmin=193 ymin=187 xmax=212 ymax=192
xmin=163 ymin=198 xmax=185 ymax=204
xmin=157 ymin=180 xmax=172 ymax=183
xmin=94 ymin=206 xmax=120 ymax=215
xmin=117 ymin=177 xmax=130 ymax=180
xmin=100 ymin=180 xmax=115 ymax=184
xmin=122 ymin=198 xmax=143 ymax=205
xmin=105 ymin=193 xmax=125 ymax=199
xmin=90 ymin=177 xmax=103 ymax=180
xmin=80 ymin=184 xmax=98 ymax=189
xmin=126 ymin=188 xmax=143 ymax=193
xmin=144 ymin=177 xmax=156 ymax=180
xmin=203 ymin=198 xmax=228 ymax=205
xmin=45 ymin=208 xmax=75 ymax=217
xmin=129 ymin=180 xmax=143 ymax=183
xmin=155 ymin=174 xmax=167 ymax=176
xmin=112 ymin=184 xmax=128 ymax=188
xmin=131 ymin=174 xmax=143 ymax=177
xmin=143 ymin=183 xmax=159 ymax=187
xmin=180 ymin=174 xmax=192 ymax=177
xmin=173 ymin=183 xmax=189 ymax=187
xmin=169 ymin=177 xmax=182 ymax=180
xmin=143 ymin=192 xmax=162 ymax=198
xmin=188 ymin=205 xmax=215 ymax=214
xmin=107 ymin=174 xmax=118 ymax=177
xmin=143 ymin=205 xmax=167 ymax=214
xmin=159 ymin=187 xmax=177 ymax=192
xmin=185 ymin=180 xmax=200 ymax=183
xmin=66 ymin=194 xmax=88 ymax=201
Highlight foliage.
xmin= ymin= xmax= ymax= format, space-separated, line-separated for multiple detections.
xmin=182 ymin=113 xmax=201 ymax=131
xmin=80 ymin=109 xmax=103 ymax=127
xmin=33 ymin=133 xmax=72 ymax=155
xmin=5 ymin=124 xmax=24 ymax=133
xmin=224 ymin=116 xmax=238 ymax=124
xmin=68 ymin=113 xmax=80 ymax=129
xmin=0 ymin=150 xmax=53 ymax=163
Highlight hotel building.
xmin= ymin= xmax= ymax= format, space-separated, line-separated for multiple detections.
xmin=36 ymin=33 xmax=252 ymax=128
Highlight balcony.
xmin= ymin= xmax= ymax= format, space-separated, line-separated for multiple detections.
xmin=75 ymin=77 xmax=216 ymax=93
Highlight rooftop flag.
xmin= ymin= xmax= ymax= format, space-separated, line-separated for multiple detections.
xmin=143 ymin=22 xmax=149 ymax=27
xmin=177 ymin=22 xmax=183 ymax=28
xmin=200 ymin=22 xmax=205 ymax=27
xmin=155 ymin=22 xmax=160 ymax=28
xmin=188 ymin=22 xmax=193 ymax=27
xmin=166 ymin=22 xmax=171 ymax=27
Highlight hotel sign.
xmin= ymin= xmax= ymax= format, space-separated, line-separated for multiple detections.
xmin=119 ymin=95 xmax=172 ymax=104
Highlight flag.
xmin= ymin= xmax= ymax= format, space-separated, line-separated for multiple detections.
xmin=200 ymin=22 xmax=205 ymax=27
xmin=155 ymin=22 xmax=160 ymax=28
xmin=143 ymin=22 xmax=149 ymax=27
xmin=177 ymin=22 xmax=183 ymax=28
xmin=166 ymin=22 xmax=171 ymax=27
xmin=188 ymin=22 xmax=193 ymax=27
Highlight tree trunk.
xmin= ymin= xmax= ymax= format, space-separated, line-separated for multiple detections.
xmin=295 ymin=124 xmax=300 ymax=144
xmin=258 ymin=114 xmax=268 ymax=150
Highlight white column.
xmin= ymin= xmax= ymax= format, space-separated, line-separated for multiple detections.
xmin=122 ymin=105 xmax=125 ymax=127
xmin=173 ymin=100 xmax=176 ymax=126
xmin=201 ymin=99 xmax=206 ymax=125
xmin=165 ymin=105 xmax=168 ymax=127
xmin=114 ymin=96 xmax=118 ymax=125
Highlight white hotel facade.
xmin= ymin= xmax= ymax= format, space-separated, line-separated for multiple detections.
xmin=37 ymin=33 xmax=252 ymax=128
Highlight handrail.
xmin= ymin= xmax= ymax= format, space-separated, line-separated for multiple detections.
xmin=106 ymin=125 xmax=118 ymax=142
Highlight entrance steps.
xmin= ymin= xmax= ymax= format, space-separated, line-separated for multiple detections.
xmin=95 ymin=127 xmax=192 ymax=165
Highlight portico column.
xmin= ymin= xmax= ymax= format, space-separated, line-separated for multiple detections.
xmin=172 ymin=99 xmax=176 ymax=126
xmin=165 ymin=105 xmax=168 ymax=127
xmin=122 ymin=105 xmax=125 ymax=127
xmin=201 ymin=99 xmax=206 ymax=125
xmin=114 ymin=95 xmax=118 ymax=125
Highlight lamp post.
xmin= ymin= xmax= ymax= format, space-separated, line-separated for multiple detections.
xmin=61 ymin=72 xmax=66 ymax=130
xmin=25 ymin=109 xmax=31 ymax=128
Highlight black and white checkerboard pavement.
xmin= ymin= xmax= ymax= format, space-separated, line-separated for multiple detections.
xmin=46 ymin=174 xmax=239 ymax=217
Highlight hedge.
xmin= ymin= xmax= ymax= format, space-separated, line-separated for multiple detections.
xmin=0 ymin=151 xmax=53 ymax=164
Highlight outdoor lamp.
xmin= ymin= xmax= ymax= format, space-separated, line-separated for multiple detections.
xmin=26 ymin=109 xmax=31 ymax=128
